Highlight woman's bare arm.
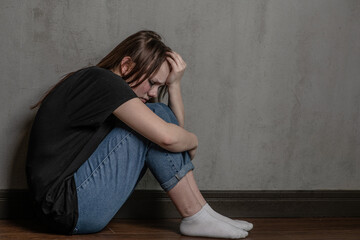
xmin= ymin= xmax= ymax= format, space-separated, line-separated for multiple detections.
xmin=168 ymin=83 xmax=184 ymax=127
xmin=113 ymin=98 xmax=197 ymax=153
xmin=165 ymin=51 xmax=197 ymax=159
xmin=166 ymin=52 xmax=186 ymax=128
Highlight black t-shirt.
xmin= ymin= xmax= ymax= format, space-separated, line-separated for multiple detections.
xmin=26 ymin=66 xmax=137 ymax=234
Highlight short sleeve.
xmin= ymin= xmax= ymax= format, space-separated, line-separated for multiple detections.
xmin=66 ymin=67 xmax=137 ymax=127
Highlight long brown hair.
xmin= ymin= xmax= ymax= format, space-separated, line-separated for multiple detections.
xmin=31 ymin=30 xmax=171 ymax=109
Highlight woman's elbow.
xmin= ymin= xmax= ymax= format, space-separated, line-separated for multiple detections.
xmin=155 ymin=124 xmax=196 ymax=152
xmin=158 ymin=134 xmax=178 ymax=151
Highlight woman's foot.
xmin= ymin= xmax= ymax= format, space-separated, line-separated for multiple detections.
xmin=204 ymin=204 xmax=253 ymax=231
xmin=180 ymin=204 xmax=248 ymax=239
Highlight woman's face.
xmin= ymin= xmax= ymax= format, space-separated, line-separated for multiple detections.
xmin=131 ymin=61 xmax=170 ymax=103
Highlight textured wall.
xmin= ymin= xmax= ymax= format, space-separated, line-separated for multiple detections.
xmin=1 ymin=0 xmax=359 ymax=190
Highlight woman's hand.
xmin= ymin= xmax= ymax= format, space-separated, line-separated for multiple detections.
xmin=188 ymin=147 xmax=197 ymax=160
xmin=166 ymin=51 xmax=186 ymax=86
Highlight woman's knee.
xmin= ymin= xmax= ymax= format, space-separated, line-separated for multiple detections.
xmin=146 ymin=103 xmax=178 ymax=125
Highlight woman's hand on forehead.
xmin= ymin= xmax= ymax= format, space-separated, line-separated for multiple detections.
xmin=166 ymin=51 xmax=186 ymax=86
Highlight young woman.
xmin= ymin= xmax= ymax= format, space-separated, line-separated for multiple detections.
xmin=26 ymin=30 xmax=253 ymax=239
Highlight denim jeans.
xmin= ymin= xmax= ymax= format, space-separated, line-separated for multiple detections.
xmin=72 ymin=103 xmax=194 ymax=234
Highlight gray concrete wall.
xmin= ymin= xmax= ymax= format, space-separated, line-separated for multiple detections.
xmin=1 ymin=0 xmax=359 ymax=190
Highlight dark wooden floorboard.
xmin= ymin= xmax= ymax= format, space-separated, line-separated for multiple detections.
xmin=1 ymin=218 xmax=360 ymax=240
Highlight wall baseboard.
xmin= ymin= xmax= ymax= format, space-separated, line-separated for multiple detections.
xmin=1 ymin=189 xmax=360 ymax=219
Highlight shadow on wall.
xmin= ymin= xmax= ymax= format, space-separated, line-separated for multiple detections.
xmin=7 ymin=114 xmax=35 ymax=218
xmin=3 ymin=113 xmax=50 ymax=232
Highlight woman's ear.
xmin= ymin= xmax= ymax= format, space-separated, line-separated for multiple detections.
xmin=120 ymin=56 xmax=135 ymax=76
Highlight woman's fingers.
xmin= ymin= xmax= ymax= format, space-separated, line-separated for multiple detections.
xmin=167 ymin=51 xmax=186 ymax=69
xmin=188 ymin=147 xmax=197 ymax=160
xmin=167 ymin=52 xmax=186 ymax=72
xmin=171 ymin=52 xmax=182 ymax=66
xmin=166 ymin=55 xmax=177 ymax=70
xmin=165 ymin=51 xmax=186 ymax=86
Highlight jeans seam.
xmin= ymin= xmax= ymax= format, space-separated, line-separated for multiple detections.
xmin=76 ymin=131 xmax=133 ymax=192
xmin=165 ymin=153 xmax=179 ymax=173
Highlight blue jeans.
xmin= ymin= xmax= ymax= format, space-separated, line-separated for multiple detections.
xmin=72 ymin=103 xmax=194 ymax=234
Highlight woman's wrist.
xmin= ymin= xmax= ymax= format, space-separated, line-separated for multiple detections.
xmin=186 ymin=131 xmax=198 ymax=152
xmin=167 ymin=81 xmax=181 ymax=92
xmin=167 ymin=82 xmax=185 ymax=127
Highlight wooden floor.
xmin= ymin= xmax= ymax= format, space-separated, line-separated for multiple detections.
xmin=1 ymin=218 xmax=360 ymax=240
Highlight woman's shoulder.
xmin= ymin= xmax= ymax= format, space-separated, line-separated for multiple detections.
xmin=65 ymin=66 xmax=122 ymax=87
xmin=66 ymin=66 xmax=130 ymax=94
xmin=81 ymin=66 xmax=119 ymax=79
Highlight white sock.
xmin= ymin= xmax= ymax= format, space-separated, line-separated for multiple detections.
xmin=204 ymin=204 xmax=253 ymax=231
xmin=180 ymin=205 xmax=248 ymax=239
